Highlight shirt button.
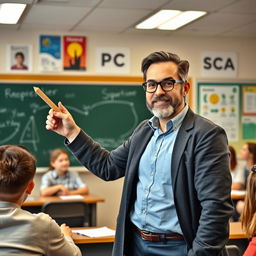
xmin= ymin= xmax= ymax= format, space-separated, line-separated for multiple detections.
xmin=150 ymin=172 xmax=154 ymax=176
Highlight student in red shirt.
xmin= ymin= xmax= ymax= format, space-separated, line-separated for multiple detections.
xmin=241 ymin=165 xmax=256 ymax=256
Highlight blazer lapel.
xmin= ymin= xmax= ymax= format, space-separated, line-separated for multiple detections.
xmin=171 ymin=109 xmax=195 ymax=189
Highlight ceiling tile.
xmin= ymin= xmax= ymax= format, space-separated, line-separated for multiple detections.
xmin=162 ymin=0 xmax=237 ymax=12
xmin=74 ymin=8 xmax=151 ymax=32
xmin=220 ymin=0 xmax=256 ymax=14
xmin=23 ymin=5 xmax=91 ymax=28
xmin=99 ymin=0 xmax=169 ymax=10
xmin=180 ymin=12 xmax=256 ymax=33
xmin=36 ymin=0 xmax=101 ymax=7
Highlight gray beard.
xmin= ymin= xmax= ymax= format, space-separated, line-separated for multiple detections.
xmin=148 ymin=104 xmax=174 ymax=119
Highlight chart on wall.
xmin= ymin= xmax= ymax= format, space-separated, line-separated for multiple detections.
xmin=198 ymin=84 xmax=240 ymax=142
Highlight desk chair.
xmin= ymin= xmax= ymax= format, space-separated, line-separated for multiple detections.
xmin=226 ymin=245 xmax=241 ymax=256
xmin=42 ymin=201 xmax=89 ymax=227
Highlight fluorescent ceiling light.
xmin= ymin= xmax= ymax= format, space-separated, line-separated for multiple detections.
xmin=158 ymin=11 xmax=207 ymax=30
xmin=0 ymin=3 xmax=26 ymax=24
xmin=136 ymin=10 xmax=181 ymax=29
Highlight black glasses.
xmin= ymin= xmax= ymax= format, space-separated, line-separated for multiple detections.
xmin=142 ymin=78 xmax=185 ymax=93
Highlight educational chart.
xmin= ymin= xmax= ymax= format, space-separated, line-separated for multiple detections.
xmin=242 ymin=85 xmax=256 ymax=139
xmin=198 ymin=84 xmax=240 ymax=142
xmin=0 ymin=83 xmax=150 ymax=166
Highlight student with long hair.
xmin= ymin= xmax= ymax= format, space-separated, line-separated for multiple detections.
xmin=41 ymin=148 xmax=89 ymax=196
xmin=237 ymin=143 xmax=256 ymax=214
xmin=241 ymin=165 xmax=256 ymax=256
xmin=229 ymin=145 xmax=244 ymax=190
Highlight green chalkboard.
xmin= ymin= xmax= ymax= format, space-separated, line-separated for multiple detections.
xmin=0 ymin=83 xmax=151 ymax=167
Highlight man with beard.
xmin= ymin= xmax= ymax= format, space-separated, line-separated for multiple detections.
xmin=45 ymin=51 xmax=233 ymax=256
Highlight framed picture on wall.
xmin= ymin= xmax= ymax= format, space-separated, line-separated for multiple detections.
xmin=6 ymin=45 xmax=32 ymax=72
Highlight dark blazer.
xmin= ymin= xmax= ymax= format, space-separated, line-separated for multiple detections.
xmin=67 ymin=108 xmax=233 ymax=256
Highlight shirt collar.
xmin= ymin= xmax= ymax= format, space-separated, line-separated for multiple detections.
xmin=148 ymin=104 xmax=189 ymax=132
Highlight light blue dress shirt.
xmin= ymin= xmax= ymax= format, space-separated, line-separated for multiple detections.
xmin=130 ymin=105 xmax=189 ymax=234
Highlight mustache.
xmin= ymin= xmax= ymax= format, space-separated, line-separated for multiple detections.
xmin=151 ymin=95 xmax=171 ymax=103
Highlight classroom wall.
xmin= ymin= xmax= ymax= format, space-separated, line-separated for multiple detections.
xmin=1 ymin=29 xmax=256 ymax=226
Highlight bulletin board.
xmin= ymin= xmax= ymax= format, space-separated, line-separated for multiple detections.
xmin=197 ymin=82 xmax=256 ymax=152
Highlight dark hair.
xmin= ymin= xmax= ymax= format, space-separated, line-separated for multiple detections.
xmin=228 ymin=145 xmax=237 ymax=170
xmin=141 ymin=51 xmax=189 ymax=81
xmin=247 ymin=142 xmax=256 ymax=164
xmin=241 ymin=169 xmax=256 ymax=237
xmin=0 ymin=145 xmax=36 ymax=195
xmin=15 ymin=52 xmax=25 ymax=59
xmin=48 ymin=148 xmax=69 ymax=170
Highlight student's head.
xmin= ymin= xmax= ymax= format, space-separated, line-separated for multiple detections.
xmin=241 ymin=165 xmax=256 ymax=236
xmin=240 ymin=142 xmax=256 ymax=164
xmin=141 ymin=51 xmax=190 ymax=120
xmin=228 ymin=145 xmax=237 ymax=171
xmin=49 ymin=149 xmax=70 ymax=172
xmin=15 ymin=52 xmax=25 ymax=65
xmin=0 ymin=145 xmax=36 ymax=202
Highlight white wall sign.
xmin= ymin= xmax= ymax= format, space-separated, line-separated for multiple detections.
xmin=200 ymin=51 xmax=237 ymax=78
xmin=96 ymin=47 xmax=130 ymax=74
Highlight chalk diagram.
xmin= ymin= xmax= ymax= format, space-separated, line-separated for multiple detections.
xmin=18 ymin=99 xmax=139 ymax=151
xmin=20 ymin=116 xmax=40 ymax=151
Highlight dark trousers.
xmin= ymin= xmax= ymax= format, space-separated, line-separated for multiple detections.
xmin=126 ymin=230 xmax=188 ymax=256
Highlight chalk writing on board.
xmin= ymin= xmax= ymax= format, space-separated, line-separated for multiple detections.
xmin=20 ymin=116 xmax=40 ymax=151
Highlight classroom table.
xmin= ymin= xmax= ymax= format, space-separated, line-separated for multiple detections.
xmin=231 ymin=190 xmax=246 ymax=200
xmin=72 ymin=226 xmax=115 ymax=256
xmin=229 ymin=221 xmax=250 ymax=254
xmin=22 ymin=194 xmax=105 ymax=226
xmin=71 ymin=222 xmax=250 ymax=256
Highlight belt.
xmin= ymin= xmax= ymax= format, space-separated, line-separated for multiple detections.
xmin=133 ymin=224 xmax=184 ymax=242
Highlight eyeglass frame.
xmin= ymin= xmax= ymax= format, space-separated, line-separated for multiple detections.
xmin=142 ymin=77 xmax=185 ymax=93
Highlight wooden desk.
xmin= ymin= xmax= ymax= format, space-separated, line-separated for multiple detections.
xmin=72 ymin=223 xmax=249 ymax=256
xmin=231 ymin=190 xmax=246 ymax=200
xmin=72 ymin=227 xmax=115 ymax=256
xmin=72 ymin=227 xmax=115 ymax=244
xmin=229 ymin=222 xmax=249 ymax=239
xmin=22 ymin=194 xmax=105 ymax=226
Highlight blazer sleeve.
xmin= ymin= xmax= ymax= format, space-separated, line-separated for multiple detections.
xmin=188 ymin=125 xmax=233 ymax=256
xmin=65 ymin=120 xmax=148 ymax=181
xmin=65 ymin=129 xmax=130 ymax=181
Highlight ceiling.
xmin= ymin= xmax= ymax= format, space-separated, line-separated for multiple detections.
xmin=1 ymin=0 xmax=256 ymax=38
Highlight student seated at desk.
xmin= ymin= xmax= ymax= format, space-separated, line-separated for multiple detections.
xmin=229 ymin=145 xmax=244 ymax=190
xmin=41 ymin=148 xmax=89 ymax=196
xmin=0 ymin=145 xmax=81 ymax=256
xmin=241 ymin=165 xmax=256 ymax=256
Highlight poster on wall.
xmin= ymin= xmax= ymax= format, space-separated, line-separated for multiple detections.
xmin=242 ymin=85 xmax=256 ymax=115
xmin=6 ymin=45 xmax=32 ymax=72
xmin=39 ymin=35 xmax=61 ymax=72
xmin=242 ymin=116 xmax=256 ymax=140
xmin=63 ymin=36 xmax=86 ymax=71
xmin=198 ymin=84 xmax=240 ymax=142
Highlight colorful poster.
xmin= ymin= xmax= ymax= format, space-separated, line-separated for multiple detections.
xmin=242 ymin=116 xmax=256 ymax=139
xmin=63 ymin=36 xmax=86 ymax=71
xmin=199 ymin=85 xmax=240 ymax=142
xmin=242 ymin=85 xmax=256 ymax=115
xmin=39 ymin=35 xmax=61 ymax=72
xmin=6 ymin=45 xmax=32 ymax=72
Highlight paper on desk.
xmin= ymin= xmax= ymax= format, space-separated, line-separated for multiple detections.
xmin=59 ymin=195 xmax=84 ymax=200
xmin=72 ymin=227 xmax=115 ymax=237
xmin=231 ymin=190 xmax=246 ymax=196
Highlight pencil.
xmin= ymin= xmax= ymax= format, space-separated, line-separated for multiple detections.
xmin=33 ymin=87 xmax=60 ymax=112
